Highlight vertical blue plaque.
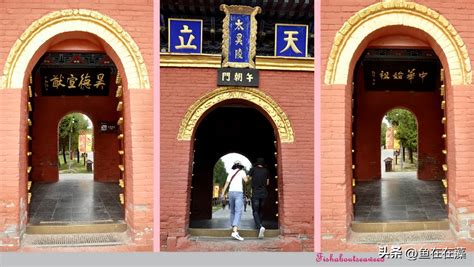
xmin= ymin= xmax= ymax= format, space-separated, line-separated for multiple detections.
xmin=168 ymin=19 xmax=203 ymax=54
xmin=275 ymin=24 xmax=308 ymax=58
xmin=220 ymin=5 xmax=261 ymax=68
xmin=228 ymin=14 xmax=251 ymax=64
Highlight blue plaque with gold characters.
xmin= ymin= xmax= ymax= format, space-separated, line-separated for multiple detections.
xmin=220 ymin=5 xmax=261 ymax=68
xmin=168 ymin=19 xmax=203 ymax=54
xmin=275 ymin=24 xmax=308 ymax=58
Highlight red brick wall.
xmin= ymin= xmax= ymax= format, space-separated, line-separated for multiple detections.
xmin=322 ymin=0 xmax=474 ymax=251
xmin=0 ymin=0 xmax=153 ymax=251
xmin=160 ymin=67 xmax=314 ymax=251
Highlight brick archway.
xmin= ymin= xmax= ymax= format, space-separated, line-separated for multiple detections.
xmin=0 ymin=9 xmax=150 ymax=90
xmin=321 ymin=0 xmax=474 ymax=250
xmin=324 ymin=0 xmax=472 ymax=86
xmin=0 ymin=9 xmax=153 ymax=250
xmin=177 ymin=87 xmax=295 ymax=143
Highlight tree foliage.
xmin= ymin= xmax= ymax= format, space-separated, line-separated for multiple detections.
xmin=380 ymin=122 xmax=387 ymax=148
xmin=213 ymin=159 xmax=229 ymax=187
xmin=385 ymin=109 xmax=417 ymax=151
xmin=58 ymin=113 xmax=90 ymax=155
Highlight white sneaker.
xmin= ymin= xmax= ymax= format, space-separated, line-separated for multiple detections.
xmin=231 ymin=231 xmax=244 ymax=241
xmin=258 ymin=226 xmax=265 ymax=239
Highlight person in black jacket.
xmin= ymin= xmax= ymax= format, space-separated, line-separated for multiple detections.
xmin=248 ymin=157 xmax=269 ymax=239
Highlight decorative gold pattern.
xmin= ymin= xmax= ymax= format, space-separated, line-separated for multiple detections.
xmin=324 ymin=0 xmax=472 ymax=85
xmin=160 ymin=53 xmax=314 ymax=71
xmin=1 ymin=9 xmax=150 ymax=89
xmin=116 ymin=86 xmax=123 ymax=97
xmin=220 ymin=5 xmax=261 ymax=68
xmin=177 ymin=87 xmax=294 ymax=143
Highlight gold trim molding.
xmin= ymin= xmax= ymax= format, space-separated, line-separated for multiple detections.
xmin=324 ymin=0 xmax=472 ymax=85
xmin=1 ymin=9 xmax=150 ymax=89
xmin=177 ymin=87 xmax=295 ymax=143
xmin=160 ymin=53 xmax=314 ymax=71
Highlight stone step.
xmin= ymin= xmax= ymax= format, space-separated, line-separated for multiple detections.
xmin=26 ymin=221 xmax=127 ymax=235
xmin=348 ymin=229 xmax=455 ymax=244
xmin=189 ymin=228 xmax=280 ymax=238
xmin=185 ymin=236 xmax=284 ymax=252
xmin=351 ymin=220 xmax=449 ymax=233
xmin=21 ymin=232 xmax=130 ymax=248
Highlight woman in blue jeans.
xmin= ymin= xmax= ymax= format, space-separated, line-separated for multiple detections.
xmin=221 ymin=160 xmax=248 ymax=241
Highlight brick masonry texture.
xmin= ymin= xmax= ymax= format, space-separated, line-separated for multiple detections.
xmin=0 ymin=0 xmax=153 ymax=251
xmin=160 ymin=67 xmax=314 ymax=251
xmin=321 ymin=0 xmax=474 ymax=251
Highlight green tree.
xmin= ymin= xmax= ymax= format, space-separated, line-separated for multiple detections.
xmin=380 ymin=121 xmax=387 ymax=148
xmin=385 ymin=109 xmax=417 ymax=163
xmin=58 ymin=113 xmax=89 ymax=165
xmin=213 ymin=159 xmax=228 ymax=187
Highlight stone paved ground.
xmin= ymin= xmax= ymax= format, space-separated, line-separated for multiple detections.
xmin=190 ymin=200 xmax=278 ymax=229
xmin=353 ymin=149 xmax=447 ymax=222
xmin=28 ymin=174 xmax=124 ymax=224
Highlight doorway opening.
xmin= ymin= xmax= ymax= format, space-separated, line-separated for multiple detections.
xmin=203 ymin=153 xmax=254 ymax=229
xmin=189 ymin=104 xmax=279 ymax=232
xmin=352 ymin=49 xmax=447 ymax=224
xmin=26 ymin=52 xmax=125 ymax=228
xmin=381 ymin=108 xmax=418 ymax=179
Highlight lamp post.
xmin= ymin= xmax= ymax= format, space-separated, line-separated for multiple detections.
xmin=68 ymin=119 xmax=75 ymax=160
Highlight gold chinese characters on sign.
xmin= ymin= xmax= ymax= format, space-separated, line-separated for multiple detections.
xmin=48 ymin=73 xmax=106 ymax=90
xmin=371 ymin=69 xmax=429 ymax=86
xmin=41 ymin=68 xmax=111 ymax=96
xmin=168 ymin=19 xmax=203 ymax=54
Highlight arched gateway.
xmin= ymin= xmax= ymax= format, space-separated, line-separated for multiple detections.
xmin=160 ymin=0 xmax=314 ymax=251
xmin=0 ymin=8 xmax=152 ymax=250
xmin=321 ymin=0 xmax=474 ymax=250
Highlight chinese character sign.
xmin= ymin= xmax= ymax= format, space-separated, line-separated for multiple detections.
xmin=363 ymin=60 xmax=440 ymax=91
xmin=228 ymin=14 xmax=251 ymax=64
xmin=168 ymin=19 xmax=202 ymax=54
xmin=40 ymin=68 xmax=111 ymax=96
xmin=220 ymin=4 xmax=261 ymax=68
xmin=275 ymin=24 xmax=308 ymax=58
xmin=217 ymin=68 xmax=259 ymax=87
